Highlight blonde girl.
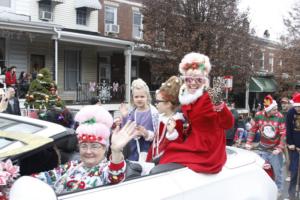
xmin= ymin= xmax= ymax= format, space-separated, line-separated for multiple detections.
xmin=120 ymin=78 xmax=159 ymax=161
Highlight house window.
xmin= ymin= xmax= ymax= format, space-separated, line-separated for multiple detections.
xmin=39 ymin=1 xmax=53 ymax=21
xmin=155 ymin=29 xmax=166 ymax=47
xmin=133 ymin=12 xmax=143 ymax=39
xmin=269 ymin=53 xmax=274 ymax=72
xmin=0 ymin=0 xmax=11 ymax=7
xmin=131 ymin=59 xmax=139 ymax=79
xmin=76 ymin=8 xmax=87 ymax=25
xmin=64 ymin=50 xmax=81 ymax=91
xmin=260 ymin=51 xmax=265 ymax=69
xmin=105 ymin=6 xmax=117 ymax=25
xmin=0 ymin=38 xmax=6 ymax=72
xmin=279 ymin=59 xmax=282 ymax=67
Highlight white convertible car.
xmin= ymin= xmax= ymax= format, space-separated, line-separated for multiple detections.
xmin=0 ymin=113 xmax=277 ymax=200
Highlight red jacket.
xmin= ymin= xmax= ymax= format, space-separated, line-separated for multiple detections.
xmin=5 ymin=71 xmax=16 ymax=86
xmin=159 ymin=92 xmax=234 ymax=173
xmin=146 ymin=115 xmax=184 ymax=162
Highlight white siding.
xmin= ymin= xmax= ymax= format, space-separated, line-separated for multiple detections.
xmin=7 ymin=39 xmax=28 ymax=74
xmin=20 ymin=0 xmax=99 ymax=32
xmin=27 ymin=37 xmax=54 ymax=70
xmin=15 ymin=0 xmax=31 ymax=16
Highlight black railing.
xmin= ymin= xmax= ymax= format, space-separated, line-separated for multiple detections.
xmin=76 ymin=82 xmax=126 ymax=104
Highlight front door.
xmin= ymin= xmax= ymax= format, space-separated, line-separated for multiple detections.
xmin=98 ymin=56 xmax=111 ymax=83
xmin=30 ymin=54 xmax=45 ymax=75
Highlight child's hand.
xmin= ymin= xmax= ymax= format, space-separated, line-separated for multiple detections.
xmin=135 ymin=125 xmax=148 ymax=139
xmin=166 ymin=118 xmax=176 ymax=133
xmin=119 ymin=103 xmax=128 ymax=118
xmin=112 ymin=117 xmax=121 ymax=130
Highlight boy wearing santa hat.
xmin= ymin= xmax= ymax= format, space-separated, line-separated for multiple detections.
xmin=286 ymin=93 xmax=300 ymax=200
xmin=246 ymin=94 xmax=285 ymax=196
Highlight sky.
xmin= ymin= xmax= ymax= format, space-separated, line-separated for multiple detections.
xmin=238 ymin=0 xmax=296 ymax=40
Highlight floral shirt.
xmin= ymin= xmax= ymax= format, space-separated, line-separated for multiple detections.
xmin=32 ymin=159 xmax=126 ymax=194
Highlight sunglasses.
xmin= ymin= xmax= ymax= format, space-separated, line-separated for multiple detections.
xmin=181 ymin=76 xmax=205 ymax=84
xmin=154 ymin=99 xmax=168 ymax=105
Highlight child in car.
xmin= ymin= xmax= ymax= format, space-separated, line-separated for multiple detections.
xmin=119 ymin=78 xmax=159 ymax=162
xmin=146 ymin=76 xmax=185 ymax=164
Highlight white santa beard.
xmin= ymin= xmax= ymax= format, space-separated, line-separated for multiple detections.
xmin=179 ymin=84 xmax=204 ymax=105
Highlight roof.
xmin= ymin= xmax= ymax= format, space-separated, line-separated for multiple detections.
xmin=249 ymin=77 xmax=277 ymax=93
xmin=75 ymin=0 xmax=102 ymax=10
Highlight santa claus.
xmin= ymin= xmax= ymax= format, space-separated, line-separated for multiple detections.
xmin=157 ymin=52 xmax=234 ymax=174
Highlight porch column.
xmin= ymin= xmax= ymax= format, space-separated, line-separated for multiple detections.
xmin=52 ymin=27 xmax=61 ymax=85
xmin=245 ymin=81 xmax=249 ymax=112
xmin=124 ymin=48 xmax=132 ymax=103
xmin=54 ymin=38 xmax=58 ymax=84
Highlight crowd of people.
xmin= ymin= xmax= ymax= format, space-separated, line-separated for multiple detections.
xmin=0 ymin=65 xmax=32 ymax=99
xmin=224 ymin=92 xmax=300 ymax=200
xmin=4 ymin=52 xmax=236 ymax=200
xmin=6 ymin=52 xmax=300 ymax=200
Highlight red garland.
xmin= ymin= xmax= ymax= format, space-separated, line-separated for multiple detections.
xmin=78 ymin=134 xmax=103 ymax=143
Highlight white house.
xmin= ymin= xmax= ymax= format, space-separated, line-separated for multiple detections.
xmin=0 ymin=0 xmax=135 ymax=111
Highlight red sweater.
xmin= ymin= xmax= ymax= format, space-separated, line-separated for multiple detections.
xmin=146 ymin=113 xmax=184 ymax=162
xmin=5 ymin=71 xmax=16 ymax=86
xmin=159 ymin=92 xmax=234 ymax=173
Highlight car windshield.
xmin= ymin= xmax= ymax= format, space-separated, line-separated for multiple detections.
xmin=0 ymin=117 xmax=43 ymax=148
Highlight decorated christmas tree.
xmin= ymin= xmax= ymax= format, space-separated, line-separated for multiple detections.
xmin=24 ymin=68 xmax=64 ymax=111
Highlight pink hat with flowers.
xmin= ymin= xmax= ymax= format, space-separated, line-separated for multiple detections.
xmin=74 ymin=105 xmax=113 ymax=146
xmin=179 ymin=52 xmax=211 ymax=76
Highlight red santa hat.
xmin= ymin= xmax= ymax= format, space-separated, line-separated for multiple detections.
xmin=263 ymin=95 xmax=277 ymax=112
xmin=74 ymin=105 xmax=113 ymax=146
xmin=292 ymin=93 xmax=300 ymax=107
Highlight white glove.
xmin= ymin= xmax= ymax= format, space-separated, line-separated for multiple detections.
xmin=288 ymin=145 xmax=296 ymax=150
xmin=245 ymin=143 xmax=252 ymax=150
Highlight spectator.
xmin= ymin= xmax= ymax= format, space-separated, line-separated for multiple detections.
xmin=226 ymin=102 xmax=239 ymax=146
xmin=246 ymin=94 xmax=285 ymax=197
xmin=18 ymin=71 xmax=30 ymax=98
xmin=1 ymin=66 xmax=7 ymax=75
xmin=234 ymin=115 xmax=247 ymax=146
xmin=45 ymin=107 xmax=74 ymax=128
xmin=5 ymin=66 xmax=17 ymax=88
xmin=0 ymin=88 xmax=8 ymax=112
xmin=4 ymin=87 xmax=21 ymax=116
xmin=286 ymin=94 xmax=300 ymax=200
xmin=280 ymin=96 xmax=292 ymax=182
xmin=0 ymin=66 xmax=7 ymax=88
xmin=90 ymin=96 xmax=101 ymax=105
xmin=31 ymin=64 xmax=38 ymax=81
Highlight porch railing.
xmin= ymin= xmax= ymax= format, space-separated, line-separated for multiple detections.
xmin=76 ymin=81 xmax=126 ymax=104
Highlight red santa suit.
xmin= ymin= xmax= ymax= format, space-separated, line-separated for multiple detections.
xmin=159 ymin=86 xmax=234 ymax=173
xmin=146 ymin=112 xmax=185 ymax=162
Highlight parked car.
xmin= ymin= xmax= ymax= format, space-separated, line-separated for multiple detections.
xmin=0 ymin=113 xmax=78 ymax=175
xmin=1 ymin=113 xmax=277 ymax=200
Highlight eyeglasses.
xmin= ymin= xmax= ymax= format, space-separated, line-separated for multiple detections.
xmin=79 ymin=143 xmax=103 ymax=151
xmin=154 ymin=99 xmax=168 ymax=105
xmin=181 ymin=76 xmax=205 ymax=84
